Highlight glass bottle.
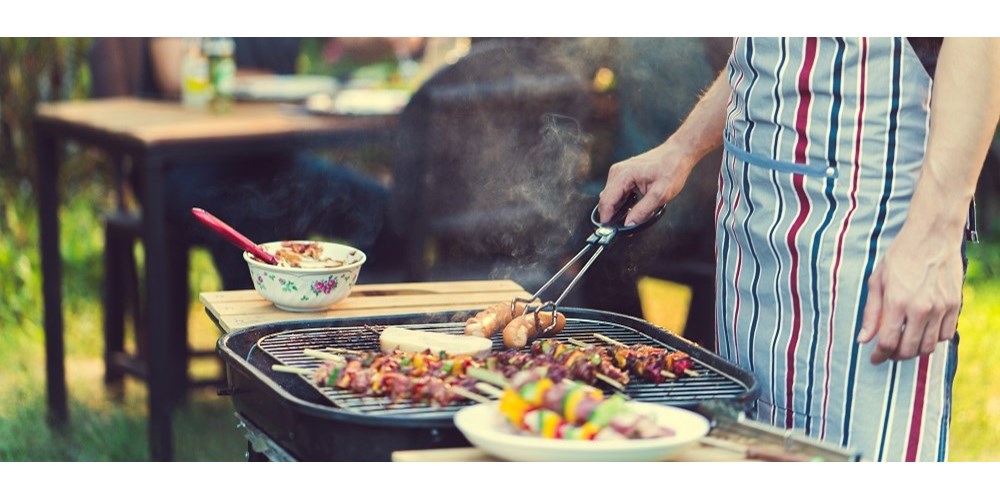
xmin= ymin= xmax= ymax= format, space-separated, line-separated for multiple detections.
xmin=204 ymin=37 xmax=236 ymax=113
xmin=180 ymin=37 xmax=210 ymax=108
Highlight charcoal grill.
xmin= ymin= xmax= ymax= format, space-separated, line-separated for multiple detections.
xmin=217 ymin=306 xmax=758 ymax=461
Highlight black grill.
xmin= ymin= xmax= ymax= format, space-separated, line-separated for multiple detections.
xmin=257 ymin=318 xmax=751 ymax=418
xmin=218 ymin=307 xmax=759 ymax=461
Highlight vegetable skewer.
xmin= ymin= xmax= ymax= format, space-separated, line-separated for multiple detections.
xmin=469 ymin=367 xmax=675 ymax=440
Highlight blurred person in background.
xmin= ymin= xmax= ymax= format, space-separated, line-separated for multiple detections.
xmin=103 ymin=37 xmax=420 ymax=289
xmin=598 ymin=37 xmax=1000 ymax=461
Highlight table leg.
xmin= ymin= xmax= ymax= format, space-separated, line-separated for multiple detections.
xmin=140 ymin=153 xmax=174 ymax=461
xmin=36 ymin=129 xmax=67 ymax=426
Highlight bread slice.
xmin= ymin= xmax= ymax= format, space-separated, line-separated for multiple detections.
xmin=379 ymin=326 xmax=493 ymax=357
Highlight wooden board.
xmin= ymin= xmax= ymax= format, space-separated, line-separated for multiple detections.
xmin=200 ymin=280 xmax=528 ymax=333
xmin=391 ymin=444 xmax=757 ymax=462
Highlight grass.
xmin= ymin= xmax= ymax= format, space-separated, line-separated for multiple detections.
xmin=948 ymin=240 xmax=1000 ymax=461
xmin=0 ymin=181 xmax=998 ymax=461
xmin=0 ymin=182 xmax=245 ymax=461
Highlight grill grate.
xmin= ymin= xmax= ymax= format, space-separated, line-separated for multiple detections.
xmin=257 ymin=317 xmax=750 ymax=419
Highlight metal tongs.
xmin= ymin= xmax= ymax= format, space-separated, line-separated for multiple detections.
xmin=511 ymin=192 xmax=667 ymax=334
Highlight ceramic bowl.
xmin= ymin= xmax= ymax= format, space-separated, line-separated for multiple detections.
xmin=244 ymin=240 xmax=366 ymax=312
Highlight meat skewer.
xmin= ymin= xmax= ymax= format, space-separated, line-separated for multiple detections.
xmin=591 ymin=333 xmax=700 ymax=380
xmin=272 ymin=328 xmax=703 ymax=410
xmin=272 ymin=349 xmax=490 ymax=406
xmin=486 ymin=346 xmax=629 ymax=391
xmin=528 ymin=338 xmax=630 ymax=390
xmin=537 ymin=337 xmax=692 ymax=383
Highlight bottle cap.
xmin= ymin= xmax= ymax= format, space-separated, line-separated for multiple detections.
xmin=204 ymin=37 xmax=235 ymax=56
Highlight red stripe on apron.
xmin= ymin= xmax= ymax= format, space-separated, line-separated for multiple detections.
xmin=784 ymin=37 xmax=819 ymax=428
xmin=905 ymin=354 xmax=931 ymax=461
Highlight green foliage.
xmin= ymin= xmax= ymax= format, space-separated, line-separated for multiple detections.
xmin=966 ymin=233 xmax=1000 ymax=285
xmin=0 ymin=188 xmax=239 ymax=461
xmin=1 ymin=37 xmax=94 ymax=189
xmin=952 ymin=278 xmax=1000 ymax=461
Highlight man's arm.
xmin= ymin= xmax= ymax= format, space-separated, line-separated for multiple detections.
xmin=598 ymin=69 xmax=730 ymax=225
xmin=148 ymin=37 xmax=185 ymax=97
xmin=859 ymin=37 xmax=1000 ymax=363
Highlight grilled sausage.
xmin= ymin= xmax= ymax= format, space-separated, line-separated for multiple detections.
xmin=502 ymin=311 xmax=567 ymax=349
xmin=464 ymin=302 xmax=526 ymax=338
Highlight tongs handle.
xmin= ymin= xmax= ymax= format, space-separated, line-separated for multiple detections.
xmin=514 ymin=192 xmax=667 ymax=320
xmin=588 ymin=191 xmax=667 ymax=245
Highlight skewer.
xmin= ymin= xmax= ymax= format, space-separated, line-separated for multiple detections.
xmin=272 ymin=364 xmax=313 ymax=375
xmin=592 ymin=333 xmax=699 ymax=378
xmin=474 ymin=382 xmax=505 ymax=398
xmin=448 ymin=386 xmax=491 ymax=404
xmin=303 ymin=349 xmax=345 ymax=362
xmin=555 ymin=339 xmax=625 ymax=386
xmin=466 ymin=367 xmax=510 ymax=388
xmin=555 ymin=338 xmax=629 ymax=393
xmin=594 ymin=373 xmax=627 ymax=392
xmin=278 ymin=359 xmax=492 ymax=406
xmin=566 ymin=339 xmax=629 ymax=391
xmin=592 ymin=333 xmax=626 ymax=347
xmin=323 ymin=347 xmax=367 ymax=355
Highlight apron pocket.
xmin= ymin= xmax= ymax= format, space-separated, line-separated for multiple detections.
xmin=724 ymin=137 xmax=839 ymax=179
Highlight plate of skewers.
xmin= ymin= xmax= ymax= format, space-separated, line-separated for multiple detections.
xmin=454 ymin=367 xmax=711 ymax=462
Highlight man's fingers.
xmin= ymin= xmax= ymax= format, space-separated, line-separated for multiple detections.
xmin=893 ymin=298 xmax=934 ymax=360
xmin=598 ymin=176 xmax=633 ymax=224
xmin=871 ymin=302 xmax=905 ymax=365
xmin=895 ymin=310 xmax=929 ymax=361
xmin=858 ymin=270 xmax=883 ymax=344
xmin=939 ymin=308 xmax=959 ymax=342
xmin=920 ymin=312 xmax=944 ymax=356
xmin=622 ymin=187 xmax=665 ymax=227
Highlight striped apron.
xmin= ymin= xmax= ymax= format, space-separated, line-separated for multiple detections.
xmin=715 ymin=37 xmax=959 ymax=462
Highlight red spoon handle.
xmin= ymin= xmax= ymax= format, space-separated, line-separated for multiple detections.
xmin=190 ymin=207 xmax=278 ymax=265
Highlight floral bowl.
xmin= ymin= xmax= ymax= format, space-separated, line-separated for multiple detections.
xmin=243 ymin=241 xmax=366 ymax=312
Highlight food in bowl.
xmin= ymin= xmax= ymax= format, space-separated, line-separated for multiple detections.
xmin=244 ymin=240 xmax=366 ymax=312
xmin=252 ymin=241 xmax=363 ymax=269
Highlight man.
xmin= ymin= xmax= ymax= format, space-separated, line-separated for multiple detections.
xmin=598 ymin=37 xmax=999 ymax=461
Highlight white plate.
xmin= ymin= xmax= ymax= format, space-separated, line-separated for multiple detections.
xmin=234 ymin=75 xmax=339 ymax=102
xmin=454 ymin=401 xmax=710 ymax=462
xmin=305 ymin=88 xmax=411 ymax=116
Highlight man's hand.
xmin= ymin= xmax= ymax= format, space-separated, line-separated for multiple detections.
xmin=598 ymin=70 xmax=731 ymax=226
xmin=858 ymin=38 xmax=999 ymax=365
xmin=858 ymin=231 xmax=964 ymax=364
xmin=597 ymin=143 xmax=695 ymax=226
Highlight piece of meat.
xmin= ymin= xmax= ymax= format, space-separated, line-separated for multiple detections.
xmin=502 ymin=311 xmax=567 ymax=349
xmin=464 ymin=302 xmax=525 ymax=338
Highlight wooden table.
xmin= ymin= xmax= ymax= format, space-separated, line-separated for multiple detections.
xmin=392 ymin=445 xmax=757 ymax=462
xmin=200 ymin=279 xmax=527 ymax=334
xmin=36 ymin=97 xmax=396 ymax=461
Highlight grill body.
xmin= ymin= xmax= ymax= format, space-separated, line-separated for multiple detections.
xmin=217 ymin=307 xmax=759 ymax=461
